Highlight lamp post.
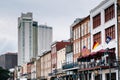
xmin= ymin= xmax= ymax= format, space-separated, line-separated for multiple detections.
xmin=108 ymin=55 xmax=111 ymax=80
xmin=105 ymin=48 xmax=111 ymax=80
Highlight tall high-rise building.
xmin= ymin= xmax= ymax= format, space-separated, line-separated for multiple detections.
xmin=18 ymin=12 xmax=52 ymax=65
xmin=38 ymin=25 xmax=52 ymax=56
xmin=18 ymin=12 xmax=38 ymax=65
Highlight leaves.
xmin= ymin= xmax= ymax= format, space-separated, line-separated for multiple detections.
xmin=0 ymin=67 xmax=10 ymax=80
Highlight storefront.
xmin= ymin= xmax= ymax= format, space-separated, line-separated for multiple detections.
xmin=77 ymin=49 xmax=117 ymax=80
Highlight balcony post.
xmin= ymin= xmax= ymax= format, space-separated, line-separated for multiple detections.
xmin=108 ymin=52 xmax=111 ymax=80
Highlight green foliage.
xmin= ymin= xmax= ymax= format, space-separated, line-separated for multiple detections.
xmin=0 ymin=67 xmax=10 ymax=80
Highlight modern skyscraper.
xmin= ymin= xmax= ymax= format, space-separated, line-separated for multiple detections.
xmin=38 ymin=25 xmax=52 ymax=56
xmin=18 ymin=12 xmax=52 ymax=65
xmin=18 ymin=12 xmax=38 ymax=65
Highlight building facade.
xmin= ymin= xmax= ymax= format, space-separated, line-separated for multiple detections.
xmin=50 ymin=41 xmax=71 ymax=79
xmin=18 ymin=12 xmax=53 ymax=65
xmin=18 ymin=12 xmax=37 ymax=65
xmin=77 ymin=0 xmax=119 ymax=80
xmin=56 ymin=47 xmax=66 ymax=78
xmin=57 ymin=47 xmax=66 ymax=70
xmin=0 ymin=52 xmax=17 ymax=69
xmin=90 ymin=0 xmax=117 ymax=80
xmin=40 ymin=51 xmax=51 ymax=80
xmin=63 ymin=16 xmax=91 ymax=79
xmin=31 ymin=61 xmax=36 ymax=80
xmin=38 ymin=25 xmax=53 ymax=56
xmin=62 ymin=44 xmax=74 ymax=80
xmin=72 ymin=16 xmax=91 ymax=62
xmin=36 ymin=57 xmax=41 ymax=80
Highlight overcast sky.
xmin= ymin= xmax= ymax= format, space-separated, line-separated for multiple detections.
xmin=0 ymin=0 xmax=103 ymax=54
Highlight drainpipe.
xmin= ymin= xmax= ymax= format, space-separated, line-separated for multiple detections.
xmin=117 ymin=1 xmax=120 ymax=80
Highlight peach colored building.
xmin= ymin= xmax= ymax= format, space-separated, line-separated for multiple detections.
xmin=21 ymin=63 xmax=28 ymax=78
xmin=36 ymin=57 xmax=41 ymax=80
xmin=31 ymin=61 xmax=36 ymax=80
xmin=40 ymin=50 xmax=51 ymax=80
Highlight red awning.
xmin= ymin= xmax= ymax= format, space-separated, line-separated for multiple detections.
xmin=78 ymin=49 xmax=115 ymax=62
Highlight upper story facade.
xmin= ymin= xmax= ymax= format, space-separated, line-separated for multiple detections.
xmin=90 ymin=0 xmax=118 ymax=58
xmin=72 ymin=16 xmax=91 ymax=62
xmin=40 ymin=50 xmax=51 ymax=80
xmin=51 ymin=41 xmax=71 ymax=71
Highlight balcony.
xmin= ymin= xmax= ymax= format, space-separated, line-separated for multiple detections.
xmin=40 ymin=76 xmax=46 ymax=80
xmin=62 ymin=62 xmax=78 ymax=70
xmin=48 ymin=73 xmax=53 ymax=76
xmin=78 ymin=58 xmax=118 ymax=72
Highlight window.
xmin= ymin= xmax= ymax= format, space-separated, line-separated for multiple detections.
xmin=77 ymin=28 xmax=79 ymax=39
xmin=106 ymin=48 xmax=116 ymax=64
xmin=95 ymin=74 xmax=102 ymax=80
xmin=81 ymin=25 xmax=84 ymax=36
xmin=86 ymin=22 xmax=89 ymax=34
xmin=88 ymin=21 xmax=90 ymax=33
xmin=74 ymin=29 xmax=75 ymax=40
xmin=82 ymin=39 xmax=85 ymax=49
xmin=93 ymin=32 xmax=101 ymax=44
xmin=88 ymin=37 xmax=91 ymax=49
xmin=79 ymin=26 xmax=81 ymax=38
xmin=84 ymin=23 xmax=86 ymax=35
xmin=105 ymin=4 xmax=115 ymax=22
xmin=79 ymin=41 xmax=80 ymax=52
xmin=105 ymin=73 xmax=116 ymax=80
xmin=105 ymin=25 xmax=115 ymax=40
xmin=78 ymin=27 xmax=80 ymax=38
xmin=93 ymin=13 xmax=101 ymax=28
xmin=74 ymin=43 xmax=75 ymax=54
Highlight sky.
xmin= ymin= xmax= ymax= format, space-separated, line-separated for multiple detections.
xmin=0 ymin=0 xmax=103 ymax=54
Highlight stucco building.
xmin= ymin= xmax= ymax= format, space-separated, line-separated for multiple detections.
xmin=40 ymin=50 xmax=51 ymax=80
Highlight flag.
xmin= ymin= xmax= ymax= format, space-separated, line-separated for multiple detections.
xmin=83 ymin=46 xmax=86 ymax=49
xmin=82 ymin=46 xmax=90 ymax=56
xmin=106 ymin=36 xmax=112 ymax=44
xmin=92 ymin=41 xmax=99 ymax=49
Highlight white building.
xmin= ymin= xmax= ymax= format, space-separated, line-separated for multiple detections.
xmin=90 ymin=0 xmax=118 ymax=80
xmin=57 ymin=47 xmax=66 ymax=70
xmin=38 ymin=25 xmax=52 ymax=56
xmin=18 ymin=12 xmax=34 ymax=65
xmin=18 ymin=12 xmax=53 ymax=65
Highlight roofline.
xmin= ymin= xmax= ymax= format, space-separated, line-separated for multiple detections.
xmin=72 ymin=15 xmax=90 ymax=29
xmin=90 ymin=0 xmax=109 ymax=13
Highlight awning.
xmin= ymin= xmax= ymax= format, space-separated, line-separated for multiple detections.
xmin=78 ymin=49 xmax=115 ymax=62
xmin=77 ymin=52 xmax=96 ymax=62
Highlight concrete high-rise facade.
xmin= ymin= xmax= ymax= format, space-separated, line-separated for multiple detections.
xmin=38 ymin=25 xmax=52 ymax=56
xmin=18 ymin=12 xmax=38 ymax=65
xmin=18 ymin=12 xmax=52 ymax=65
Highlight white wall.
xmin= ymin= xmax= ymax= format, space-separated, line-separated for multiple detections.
xmin=90 ymin=0 xmax=118 ymax=80
xmin=57 ymin=48 xmax=66 ymax=69
xmin=38 ymin=25 xmax=52 ymax=56
xmin=90 ymin=0 xmax=118 ymax=55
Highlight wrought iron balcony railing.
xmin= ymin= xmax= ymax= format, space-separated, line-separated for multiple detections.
xmin=62 ymin=62 xmax=78 ymax=69
xmin=79 ymin=59 xmax=118 ymax=70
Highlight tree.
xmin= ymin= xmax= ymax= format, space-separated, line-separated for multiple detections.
xmin=0 ymin=67 xmax=10 ymax=80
